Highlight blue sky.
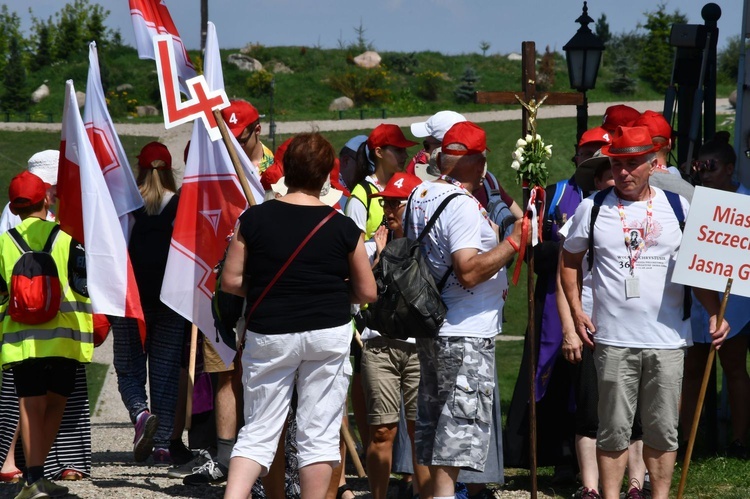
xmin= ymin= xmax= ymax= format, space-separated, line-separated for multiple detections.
xmin=15 ymin=0 xmax=743 ymax=55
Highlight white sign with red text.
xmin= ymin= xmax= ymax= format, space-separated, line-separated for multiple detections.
xmin=153 ymin=34 xmax=229 ymax=141
xmin=673 ymin=186 xmax=750 ymax=297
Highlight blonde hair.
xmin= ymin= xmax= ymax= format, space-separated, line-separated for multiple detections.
xmin=137 ymin=160 xmax=177 ymax=215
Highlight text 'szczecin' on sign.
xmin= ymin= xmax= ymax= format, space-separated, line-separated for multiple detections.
xmin=153 ymin=34 xmax=229 ymax=141
xmin=673 ymin=186 xmax=750 ymax=297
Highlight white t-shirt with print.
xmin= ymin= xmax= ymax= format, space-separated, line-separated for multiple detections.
xmin=563 ymin=186 xmax=691 ymax=349
xmin=558 ymin=216 xmax=593 ymax=317
xmin=405 ymin=181 xmax=507 ymax=339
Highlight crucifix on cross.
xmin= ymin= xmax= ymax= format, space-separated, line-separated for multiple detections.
xmin=475 ymin=41 xmax=583 ymax=139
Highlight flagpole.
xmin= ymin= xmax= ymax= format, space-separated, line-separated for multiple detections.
xmin=213 ymin=109 xmax=257 ymax=207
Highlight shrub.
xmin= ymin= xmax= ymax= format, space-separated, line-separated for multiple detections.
xmin=718 ymin=35 xmax=741 ymax=81
xmin=246 ymin=70 xmax=274 ymax=97
xmin=382 ymin=52 xmax=418 ymax=75
xmin=454 ymin=67 xmax=479 ymax=103
xmin=606 ymin=35 xmax=638 ymax=95
xmin=415 ymin=70 xmax=442 ymax=101
xmin=537 ymin=46 xmax=556 ymax=91
xmin=328 ymin=67 xmax=391 ymax=106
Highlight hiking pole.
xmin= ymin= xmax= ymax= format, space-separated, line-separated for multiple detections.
xmin=341 ymin=418 xmax=366 ymax=478
xmin=213 ymin=109 xmax=258 ymax=207
xmin=677 ymin=277 xmax=732 ymax=499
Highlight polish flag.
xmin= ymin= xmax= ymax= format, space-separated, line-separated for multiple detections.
xmin=160 ymin=22 xmax=264 ymax=365
xmin=57 ymin=80 xmax=146 ymax=344
xmin=83 ymin=41 xmax=143 ymax=238
xmin=129 ymin=0 xmax=196 ymax=95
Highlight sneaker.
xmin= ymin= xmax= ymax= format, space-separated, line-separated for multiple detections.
xmin=182 ymin=457 xmax=228 ymax=485
xmin=13 ymin=481 xmax=49 ymax=499
xmin=574 ymin=487 xmax=602 ymax=499
xmin=167 ymin=449 xmax=211 ymax=479
xmin=152 ymin=447 xmax=172 ymax=467
xmin=133 ymin=410 xmax=159 ymax=463
xmin=59 ymin=469 xmax=83 ymax=481
xmin=169 ymin=439 xmax=195 ymax=466
xmin=623 ymin=487 xmax=646 ymax=499
xmin=39 ymin=479 xmax=68 ymax=498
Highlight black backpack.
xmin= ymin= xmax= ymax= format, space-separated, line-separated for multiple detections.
xmin=588 ymin=186 xmax=691 ymax=320
xmin=365 ymin=192 xmax=462 ymax=340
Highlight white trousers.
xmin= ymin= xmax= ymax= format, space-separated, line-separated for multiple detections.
xmin=232 ymin=322 xmax=352 ymax=472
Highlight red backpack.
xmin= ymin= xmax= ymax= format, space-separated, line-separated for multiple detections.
xmin=6 ymin=225 xmax=62 ymax=325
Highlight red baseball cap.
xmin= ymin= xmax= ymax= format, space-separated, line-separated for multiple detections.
xmin=632 ymin=110 xmax=672 ymax=140
xmin=221 ymin=100 xmax=260 ymax=138
xmin=442 ymin=121 xmax=488 ymax=156
xmin=9 ymin=171 xmax=46 ymax=209
xmin=138 ymin=141 xmax=172 ymax=170
xmin=601 ymin=126 xmax=660 ymax=158
xmin=602 ymin=105 xmax=641 ymax=133
xmin=579 ymin=126 xmax=611 ymax=147
xmin=367 ymin=124 xmax=418 ymax=150
xmin=370 ymin=173 xmax=422 ymax=199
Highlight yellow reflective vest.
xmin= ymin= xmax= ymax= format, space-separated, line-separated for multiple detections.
xmin=0 ymin=218 xmax=93 ymax=369
xmin=349 ymin=181 xmax=384 ymax=239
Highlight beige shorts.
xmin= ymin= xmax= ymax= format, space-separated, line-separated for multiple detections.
xmin=203 ymin=336 xmax=235 ymax=373
xmin=361 ymin=336 xmax=420 ymax=425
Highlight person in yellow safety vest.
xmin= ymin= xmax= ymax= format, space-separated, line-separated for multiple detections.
xmin=0 ymin=171 xmax=92 ymax=499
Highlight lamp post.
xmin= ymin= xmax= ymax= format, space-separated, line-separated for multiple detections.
xmin=563 ymin=1 xmax=605 ymax=145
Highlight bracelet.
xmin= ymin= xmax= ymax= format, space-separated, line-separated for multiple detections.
xmin=505 ymin=236 xmax=520 ymax=252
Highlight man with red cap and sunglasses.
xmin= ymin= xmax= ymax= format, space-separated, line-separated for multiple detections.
xmin=405 ymin=121 xmax=524 ymax=499
xmin=220 ymin=99 xmax=274 ymax=176
xmin=560 ymin=126 xmax=730 ymax=499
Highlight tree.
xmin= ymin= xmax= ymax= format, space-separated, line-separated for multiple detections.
xmin=354 ymin=19 xmax=373 ymax=52
xmin=595 ymin=14 xmax=612 ymax=46
xmin=2 ymin=35 xmax=28 ymax=113
xmin=0 ymin=5 xmax=22 ymax=76
xmin=30 ymin=18 xmax=55 ymax=71
xmin=454 ymin=67 xmax=479 ymax=103
xmin=537 ymin=45 xmax=556 ymax=91
xmin=718 ymin=35 xmax=742 ymax=81
xmin=638 ymin=3 xmax=687 ymax=92
xmin=480 ymin=40 xmax=491 ymax=57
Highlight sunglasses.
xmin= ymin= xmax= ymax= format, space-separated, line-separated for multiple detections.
xmin=691 ymin=159 xmax=720 ymax=173
xmin=744 ymin=149 xmax=750 ymax=159
xmin=378 ymin=198 xmax=407 ymax=209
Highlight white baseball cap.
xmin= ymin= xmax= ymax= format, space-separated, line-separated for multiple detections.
xmin=27 ymin=150 xmax=60 ymax=186
xmin=410 ymin=111 xmax=467 ymax=142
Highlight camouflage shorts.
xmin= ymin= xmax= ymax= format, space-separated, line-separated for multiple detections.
xmin=415 ymin=336 xmax=495 ymax=471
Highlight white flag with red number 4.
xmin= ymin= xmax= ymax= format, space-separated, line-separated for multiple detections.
xmin=160 ymin=22 xmax=264 ymax=365
xmin=57 ymin=80 xmax=146 ymax=344
xmin=83 ymin=41 xmax=143 ymax=238
xmin=129 ymin=0 xmax=195 ymax=95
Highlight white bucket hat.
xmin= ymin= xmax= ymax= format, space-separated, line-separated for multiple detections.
xmin=27 ymin=150 xmax=60 ymax=186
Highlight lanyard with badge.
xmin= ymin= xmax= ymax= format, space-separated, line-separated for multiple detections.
xmin=617 ymin=194 xmax=652 ymax=298
xmin=437 ymin=174 xmax=490 ymax=223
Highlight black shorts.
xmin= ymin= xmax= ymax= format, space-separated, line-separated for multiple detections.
xmin=11 ymin=358 xmax=79 ymax=398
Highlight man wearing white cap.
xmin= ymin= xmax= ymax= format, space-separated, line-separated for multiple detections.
xmin=407 ymin=110 xmax=467 ymax=177
xmin=0 ymin=150 xmax=59 ymax=234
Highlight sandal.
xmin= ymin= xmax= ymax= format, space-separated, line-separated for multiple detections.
xmin=0 ymin=468 xmax=22 ymax=483
xmin=60 ymin=469 xmax=84 ymax=481
xmin=336 ymin=484 xmax=354 ymax=499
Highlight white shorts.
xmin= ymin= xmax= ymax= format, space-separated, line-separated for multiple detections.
xmin=231 ymin=322 xmax=352 ymax=472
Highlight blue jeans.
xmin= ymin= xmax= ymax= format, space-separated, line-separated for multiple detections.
xmin=111 ymin=308 xmax=187 ymax=448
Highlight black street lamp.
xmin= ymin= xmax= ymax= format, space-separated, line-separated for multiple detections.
xmin=563 ymin=1 xmax=605 ymax=144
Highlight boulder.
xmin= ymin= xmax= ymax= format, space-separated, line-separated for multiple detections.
xmin=353 ymin=51 xmax=381 ymax=69
xmin=76 ymin=91 xmax=86 ymax=108
xmin=116 ymin=83 xmax=134 ymax=92
xmin=329 ymin=96 xmax=354 ymax=112
xmin=136 ymin=105 xmax=160 ymax=117
xmin=271 ymin=62 xmax=293 ymax=74
xmin=507 ymin=52 xmax=523 ymax=61
xmin=227 ymin=53 xmax=263 ymax=72
xmin=31 ymin=83 xmax=50 ymax=103
xmin=729 ymin=89 xmax=737 ymax=109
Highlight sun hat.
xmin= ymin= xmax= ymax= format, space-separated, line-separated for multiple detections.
xmin=442 ymin=121 xmax=488 ymax=156
xmin=9 ymin=171 xmax=46 ymax=209
xmin=270 ymin=176 xmax=343 ymax=207
xmin=601 ymin=105 xmax=641 ymax=133
xmin=579 ymin=126 xmax=611 ymax=147
xmin=632 ymin=110 xmax=672 ymax=140
xmin=410 ymin=111 xmax=467 ymax=141
xmin=27 ymin=150 xmax=60 ymax=186
xmin=220 ymin=100 xmax=260 ymax=138
xmin=370 ymin=173 xmax=422 ymax=200
xmin=367 ymin=124 xmax=418 ymax=150
xmin=575 ymin=148 xmax=610 ymax=192
xmin=137 ymin=142 xmax=172 ymax=170
xmin=601 ymin=126 xmax=661 ymax=158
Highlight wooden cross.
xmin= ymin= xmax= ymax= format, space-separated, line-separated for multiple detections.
xmin=475 ymin=41 xmax=583 ymax=137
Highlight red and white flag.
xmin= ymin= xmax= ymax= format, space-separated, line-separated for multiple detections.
xmin=161 ymin=22 xmax=263 ymax=365
xmin=58 ymin=80 xmax=146 ymax=344
xmin=84 ymin=41 xmax=143 ymax=238
xmin=129 ymin=0 xmax=195 ymax=95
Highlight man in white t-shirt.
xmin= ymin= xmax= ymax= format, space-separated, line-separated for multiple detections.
xmin=405 ymin=122 xmax=524 ymax=499
xmin=560 ymin=126 xmax=730 ymax=499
